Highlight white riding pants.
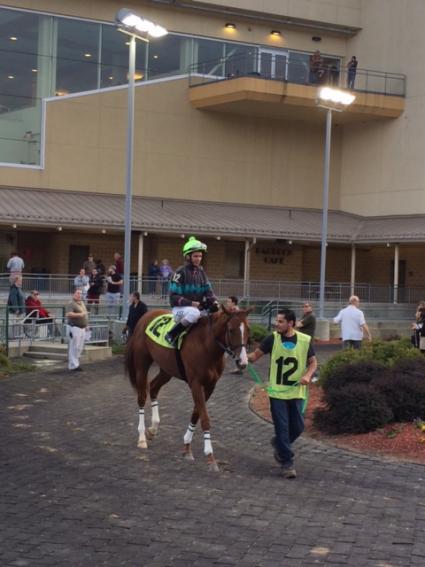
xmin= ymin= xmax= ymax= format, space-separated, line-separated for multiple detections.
xmin=172 ymin=306 xmax=201 ymax=325
xmin=67 ymin=325 xmax=86 ymax=370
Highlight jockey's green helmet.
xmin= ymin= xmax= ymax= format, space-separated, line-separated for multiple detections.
xmin=182 ymin=236 xmax=207 ymax=257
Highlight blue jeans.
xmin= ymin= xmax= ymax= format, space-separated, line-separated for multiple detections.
xmin=270 ymin=397 xmax=304 ymax=467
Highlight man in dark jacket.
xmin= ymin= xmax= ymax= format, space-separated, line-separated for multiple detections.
xmin=8 ymin=275 xmax=25 ymax=316
xmin=123 ymin=292 xmax=147 ymax=337
xmin=165 ymin=236 xmax=218 ymax=345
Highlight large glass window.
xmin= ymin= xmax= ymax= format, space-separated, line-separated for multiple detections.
xmin=147 ymin=34 xmax=191 ymax=79
xmin=56 ymin=18 xmax=99 ymax=95
xmin=100 ymin=24 xmax=146 ymax=88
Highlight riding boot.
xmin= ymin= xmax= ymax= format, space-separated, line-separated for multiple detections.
xmin=165 ymin=322 xmax=187 ymax=346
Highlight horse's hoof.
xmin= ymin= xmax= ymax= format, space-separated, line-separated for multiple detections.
xmin=208 ymin=461 xmax=220 ymax=472
xmin=183 ymin=452 xmax=195 ymax=461
xmin=146 ymin=427 xmax=157 ymax=440
xmin=137 ymin=439 xmax=148 ymax=449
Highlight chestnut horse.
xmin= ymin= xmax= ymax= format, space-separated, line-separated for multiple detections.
xmin=125 ymin=307 xmax=251 ymax=471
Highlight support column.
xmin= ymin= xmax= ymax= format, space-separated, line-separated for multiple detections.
xmin=350 ymin=244 xmax=356 ymax=296
xmin=137 ymin=232 xmax=144 ymax=294
xmin=393 ymin=244 xmax=399 ymax=304
xmin=243 ymin=238 xmax=253 ymax=298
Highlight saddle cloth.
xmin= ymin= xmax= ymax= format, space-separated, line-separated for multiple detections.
xmin=145 ymin=314 xmax=187 ymax=349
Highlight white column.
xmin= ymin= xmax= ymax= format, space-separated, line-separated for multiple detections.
xmin=37 ymin=16 xmax=57 ymax=100
xmin=350 ymin=244 xmax=356 ymax=296
xmin=137 ymin=232 xmax=144 ymax=294
xmin=393 ymin=244 xmax=399 ymax=304
xmin=243 ymin=238 xmax=252 ymax=298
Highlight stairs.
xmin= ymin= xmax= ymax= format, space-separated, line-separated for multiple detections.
xmin=22 ymin=342 xmax=112 ymax=363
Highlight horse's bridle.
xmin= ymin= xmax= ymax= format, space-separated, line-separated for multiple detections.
xmin=209 ymin=315 xmax=248 ymax=363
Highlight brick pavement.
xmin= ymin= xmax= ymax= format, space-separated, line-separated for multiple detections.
xmin=1 ymin=351 xmax=425 ymax=567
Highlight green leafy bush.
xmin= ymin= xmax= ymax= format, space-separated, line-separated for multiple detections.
xmin=249 ymin=323 xmax=268 ymax=343
xmin=313 ymin=383 xmax=393 ymax=434
xmin=0 ymin=352 xmax=12 ymax=370
xmin=319 ymin=340 xmax=421 ymax=386
xmin=321 ymin=360 xmax=390 ymax=393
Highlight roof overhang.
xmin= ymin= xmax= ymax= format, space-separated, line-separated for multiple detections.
xmin=1 ymin=187 xmax=425 ymax=245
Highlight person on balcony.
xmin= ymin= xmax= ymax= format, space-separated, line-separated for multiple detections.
xmin=74 ymin=268 xmax=89 ymax=300
xmin=25 ymin=290 xmax=55 ymax=337
xmin=347 ymin=56 xmax=358 ymax=89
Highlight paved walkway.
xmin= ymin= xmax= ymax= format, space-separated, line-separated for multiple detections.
xmin=1 ymin=352 xmax=425 ymax=567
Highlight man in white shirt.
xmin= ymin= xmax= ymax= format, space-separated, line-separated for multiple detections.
xmin=333 ymin=295 xmax=372 ymax=349
xmin=7 ymin=252 xmax=24 ymax=284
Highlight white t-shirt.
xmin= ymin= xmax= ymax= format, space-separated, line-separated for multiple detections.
xmin=7 ymin=256 xmax=24 ymax=272
xmin=333 ymin=305 xmax=366 ymax=341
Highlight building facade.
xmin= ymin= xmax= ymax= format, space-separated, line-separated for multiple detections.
xmin=0 ymin=0 xmax=423 ymax=300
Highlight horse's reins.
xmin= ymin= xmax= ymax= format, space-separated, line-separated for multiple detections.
xmin=209 ymin=314 xmax=247 ymax=363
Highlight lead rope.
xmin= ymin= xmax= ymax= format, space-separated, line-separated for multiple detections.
xmin=246 ymin=362 xmax=309 ymax=416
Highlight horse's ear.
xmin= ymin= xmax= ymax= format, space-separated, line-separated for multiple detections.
xmin=243 ymin=306 xmax=255 ymax=315
xmin=221 ymin=303 xmax=232 ymax=316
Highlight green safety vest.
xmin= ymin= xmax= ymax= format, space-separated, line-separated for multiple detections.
xmin=268 ymin=331 xmax=311 ymax=400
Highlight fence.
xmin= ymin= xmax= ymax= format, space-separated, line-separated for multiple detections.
xmin=188 ymin=53 xmax=406 ymax=97
xmin=1 ymin=274 xmax=425 ymax=305
xmin=0 ymin=304 xmax=110 ymax=356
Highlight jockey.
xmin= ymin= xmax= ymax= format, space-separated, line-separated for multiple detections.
xmin=165 ymin=236 xmax=219 ymax=346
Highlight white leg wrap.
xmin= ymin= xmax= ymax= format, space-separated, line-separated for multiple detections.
xmin=183 ymin=423 xmax=196 ymax=445
xmin=203 ymin=431 xmax=213 ymax=456
xmin=151 ymin=400 xmax=160 ymax=428
xmin=138 ymin=409 xmax=145 ymax=435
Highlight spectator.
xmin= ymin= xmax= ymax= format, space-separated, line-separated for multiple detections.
xmin=7 ymin=251 xmax=24 ymax=284
xmin=95 ymin=258 xmax=105 ymax=275
xmin=159 ymin=259 xmax=173 ymax=298
xmin=113 ymin=252 xmax=124 ymax=278
xmin=25 ymin=290 xmax=55 ymax=337
xmin=296 ymin=302 xmax=316 ymax=339
xmin=83 ymin=253 xmax=96 ymax=274
xmin=309 ymin=50 xmax=324 ymax=84
xmin=74 ymin=268 xmax=89 ymax=300
xmin=248 ymin=308 xmax=317 ymax=479
xmin=333 ymin=295 xmax=372 ymax=349
xmin=347 ymin=55 xmax=358 ymax=89
xmin=7 ymin=275 xmax=25 ymax=316
xmin=87 ymin=268 xmax=104 ymax=307
xmin=66 ymin=288 xmax=89 ymax=372
xmin=148 ymin=259 xmax=160 ymax=295
xmin=412 ymin=305 xmax=425 ymax=352
xmin=123 ymin=291 xmax=147 ymax=337
xmin=106 ymin=265 xmax=123 ymax=315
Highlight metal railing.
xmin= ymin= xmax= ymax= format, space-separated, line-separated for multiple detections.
xmin=1 ymin=274 xmax=424 ymax=305
xmin=189 ymin=53 xmax=406 ymax=97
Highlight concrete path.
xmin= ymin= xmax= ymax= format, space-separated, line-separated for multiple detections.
xmin=1 ymin=352 xmax=425 ymax=567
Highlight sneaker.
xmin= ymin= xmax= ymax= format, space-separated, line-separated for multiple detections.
xmin=230 ymin=369 xmax=243 ymax=375
xmin=282 ymin=466 xmax=297 ymax=479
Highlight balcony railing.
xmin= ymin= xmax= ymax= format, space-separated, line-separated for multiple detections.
xmin=189 ymin=52 xmax=406 ymax=98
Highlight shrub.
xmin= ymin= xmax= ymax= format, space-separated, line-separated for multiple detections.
xmin=391 ymin=357 xmax=425 ymax=380
xmin=0 ymin=352 xmax=12 ymax=370
xmin=319 ymin=339 xmax=421 ymax=386
xmin=249 ymin=323 xmax=268 ymax=343
xmin=321 ymin=360 xmax=390 ymax=394
xmin=313 ymin=383 xmax=393 ymax=434
xmin=373 ymin=366 xmax=425 ymax=422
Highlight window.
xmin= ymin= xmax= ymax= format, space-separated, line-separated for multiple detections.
xmin=100 ymin=24 xmax=146 ymax=88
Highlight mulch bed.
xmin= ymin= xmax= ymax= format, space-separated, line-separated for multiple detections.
xmin=250 ymin=384 xmax=425 ymax=464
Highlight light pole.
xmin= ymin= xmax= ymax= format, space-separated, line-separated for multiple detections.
xmin=316 ymin=87 xmax=355 ymax=325
xmin=115 ymin=9 xmax=167 ymax=320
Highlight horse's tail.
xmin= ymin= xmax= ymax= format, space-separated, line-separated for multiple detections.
xmin=124 ymin=335 xmax=138 ymax=390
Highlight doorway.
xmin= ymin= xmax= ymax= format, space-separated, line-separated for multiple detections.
xmin=69 ymin=245 xmax=89 ymax=274
xmin=258 ymin=49 xmax=288 ymax=80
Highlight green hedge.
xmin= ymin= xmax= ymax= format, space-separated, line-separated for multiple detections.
xmin=249 ymin=323 xmax=268 ymax=343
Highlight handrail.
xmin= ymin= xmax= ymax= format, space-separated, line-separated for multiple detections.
xmin=188 ymin=51 xmax=406 ymax=97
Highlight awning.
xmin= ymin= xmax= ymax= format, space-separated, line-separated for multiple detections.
xmin=1 ymin=186 xmax=425 ymax=244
